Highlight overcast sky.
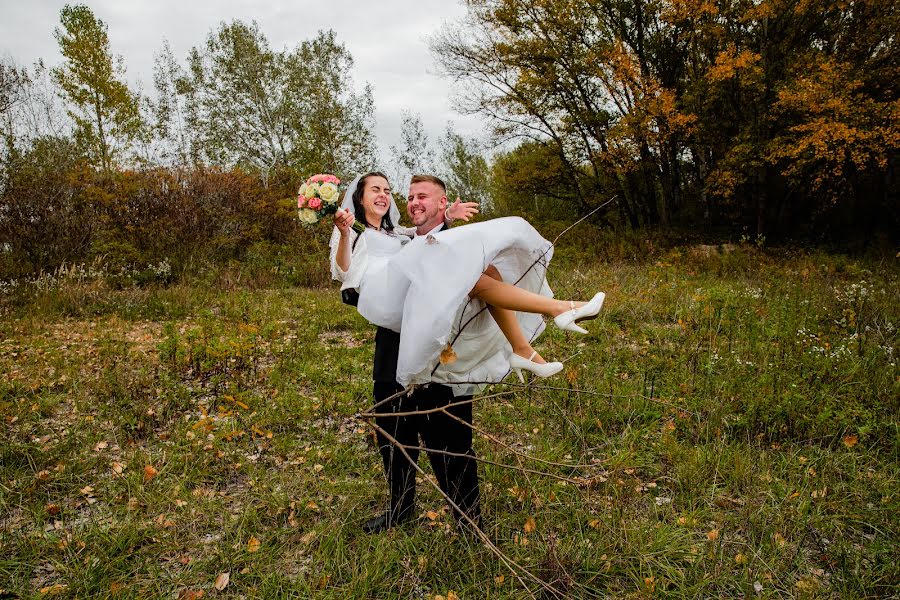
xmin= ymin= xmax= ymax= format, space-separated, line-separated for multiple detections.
xmin=0 ymin=0 xmax=485 ymax=162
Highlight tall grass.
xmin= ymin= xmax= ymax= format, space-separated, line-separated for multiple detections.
xmin=0 ymin=240 xmax=897 ymax=598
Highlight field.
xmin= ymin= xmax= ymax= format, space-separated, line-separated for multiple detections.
xmin=1 ymin=239 xmax=898 ymax=599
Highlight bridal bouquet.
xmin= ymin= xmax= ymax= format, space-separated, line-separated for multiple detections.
xmin=297 ymin=174 xmax=366 ymax=233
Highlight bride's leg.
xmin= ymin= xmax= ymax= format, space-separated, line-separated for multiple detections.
xmin=475 ymin=266 xmax=547 ymax=363
xmin=469 ymin=273 xmax=581 ymax=317
xmin=487 ymin=305 xmax=547 ymax=364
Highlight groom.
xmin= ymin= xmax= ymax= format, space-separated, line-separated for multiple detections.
xmin=363 ymin=174 xmax=482 ymax=533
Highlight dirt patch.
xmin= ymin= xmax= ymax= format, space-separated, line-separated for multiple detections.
xmin=317 ymin=330 xmax=365 ymax=349
xmin=688 ymin=243 xmax=738 ymax=258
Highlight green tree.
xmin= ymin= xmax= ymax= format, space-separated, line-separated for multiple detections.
xmin=490 ymin=141 xmax=580 ymax=219
xmin=51 ymin=4 xmax=141 ymax=170
xmin=184 ymin=22 xmax=375 ymax=181
xmin=152 ymin=40 xmax=196 ymax=165
xmin=1 ymin=60 xmax=28 ymax=167
xmin=284 ymin=30 xmax=376 ymax=178
xmin=439 ymin=125 xmax=491 ymax=209
xmin=389 ymin=110 xmax=437 ymax=191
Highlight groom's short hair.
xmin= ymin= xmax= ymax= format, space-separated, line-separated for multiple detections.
xmin=410 ymin=174 xmax=446 ymax=193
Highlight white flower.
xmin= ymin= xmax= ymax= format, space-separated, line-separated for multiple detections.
xmin=298 ymin=208 xmax=319 ymax=224
xmin=297 ymin=183 xmax=308 ymax=198
xmin=318 ymin=182 xmax=338 ymax=204
xmin=306 ymin=182 xmax=320 ymax=198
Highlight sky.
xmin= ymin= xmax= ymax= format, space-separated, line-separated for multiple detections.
xmin=0 ymin=0 xmax=486 ymax=161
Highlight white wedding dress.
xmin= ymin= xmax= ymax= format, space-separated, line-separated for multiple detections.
xmin=347 ymin=216 xmax=555 ymax=389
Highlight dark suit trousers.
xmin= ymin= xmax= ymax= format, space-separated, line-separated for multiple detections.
xmin=373 ymin=381 xmax=481 ymax=524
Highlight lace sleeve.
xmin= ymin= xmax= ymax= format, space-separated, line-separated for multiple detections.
xmin=329 ymin=228 xmax=359 ymax=281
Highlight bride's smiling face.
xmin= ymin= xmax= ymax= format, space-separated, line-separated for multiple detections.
xmin=360 ymin=176 xmax=392 ymax=226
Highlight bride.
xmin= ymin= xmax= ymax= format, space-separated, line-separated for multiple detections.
xmin=330 ymin=172 xmax=604 ymax=388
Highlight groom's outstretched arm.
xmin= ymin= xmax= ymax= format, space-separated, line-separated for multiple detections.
xmin=445 ymin=198 xmax=479 ymax=224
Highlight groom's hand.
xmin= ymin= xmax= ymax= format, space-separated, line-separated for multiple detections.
xmin=446 ymin=198 xmax=480 ymax=222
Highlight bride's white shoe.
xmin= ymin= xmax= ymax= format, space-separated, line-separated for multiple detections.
xmin=553 ymin=291 xmax=606 ymax=334
xmin=509 ymin=351 xmax=564 ymax=383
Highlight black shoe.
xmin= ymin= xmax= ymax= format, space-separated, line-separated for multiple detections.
xmin=361 ymin=508 xmax=413 ymax=534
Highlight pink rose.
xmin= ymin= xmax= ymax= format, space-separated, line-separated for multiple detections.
xmin=308 ymin=197 xmax=322 ymax=210
xmin=297 ymin=195 xmax=307 ymax=208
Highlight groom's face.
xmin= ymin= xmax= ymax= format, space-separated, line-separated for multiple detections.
xmin=407 ymin=181 xmax=447 ymax=230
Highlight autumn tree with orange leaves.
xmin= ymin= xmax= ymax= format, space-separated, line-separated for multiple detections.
xmin=433 ymin=0 xmax=898 ymax=238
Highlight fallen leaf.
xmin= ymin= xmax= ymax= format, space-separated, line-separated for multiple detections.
xmin=843 ymin=434 xmax=858 ymax=448
xmin=524 ymin=517 xmax=536 ymax=533
xmin=109 ymin=581 xmax=125 ymax=595
xmin=447 ymin=592 xmax=459 ymax=600
xmin=79 ymin=485 xmax=94 ymax=495
xmin=177 ymin=591 xmax=204 ymax=600
xmin=735 ymin=553 xmax=747 ymax=564
xmin=39 ymin=584 xmax=67 ymax=596
xmin=154 ymin=514 xmax=176 ymax=528
xmin=214 ymin=572 xmax=230 ymax=591
xmin=143 ymin=465 xmax=159 ymax=482
xmin=300 ymin=531 xmax=317 ymax=545
xmin=495 ymin=574 xmax=505 ymax=584
xmin=707 ymin=529 xmax=719 ymax=541
xmin=247 ymin=536 xmax=261 ymax=552
xmin=112 ymin=462 xmax=125 ymax=475
xmin=94 ymin=441 xmax=108 ymax=451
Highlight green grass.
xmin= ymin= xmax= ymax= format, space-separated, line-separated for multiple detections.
xmin=0 ymin=242 xmax=897 ymax=598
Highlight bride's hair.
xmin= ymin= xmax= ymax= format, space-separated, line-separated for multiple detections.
xmin=352 ymin=171 xmax=395 ymax=233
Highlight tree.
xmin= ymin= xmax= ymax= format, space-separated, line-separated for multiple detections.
xmin=430 ymin=0 xmax=693 ymax=228
xmin=389 ymin=110 xmax=437 ymax=192
xmin=284 ymin=30 xmax=377 ymax=178
xmin=183 ymin=23 xmax=375 ymax=181
xmin=1 ymin=58 xmax=72 ymax=196
xmin=439 ymin=125 xmax=491 ymax=209
xmin=151 ymin=40 xmax=196 ymax=165
xmin=490 ymin=141 xmax=580 ymax=219
xmin=1 ymin=60 xmax=29 ymax=167
xmin=51 ymin=4 xmax=141 ymax=170
xmin=432 ymin=0 xmax=899 ymax=237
